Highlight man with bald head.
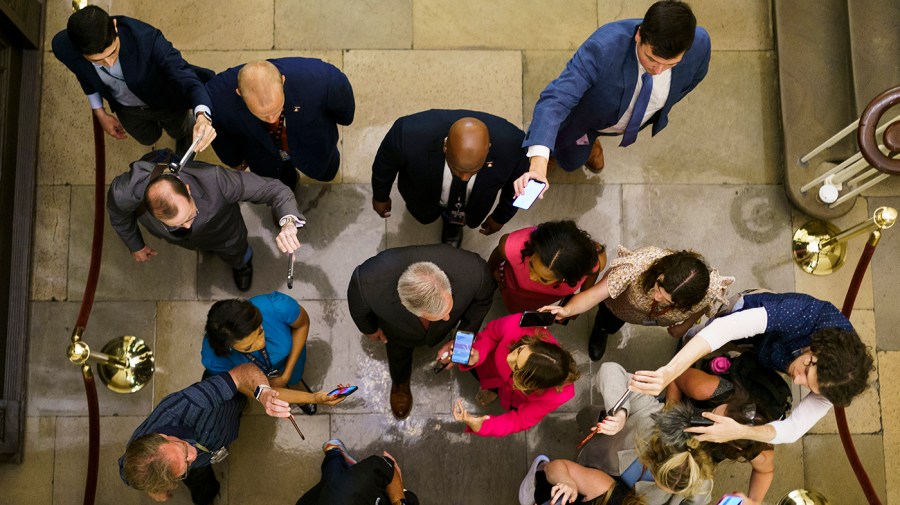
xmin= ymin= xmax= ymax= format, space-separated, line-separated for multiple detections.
xmin=108 ymin=150 xmax=305 ymax=291
xmin=371 ymin=109 xmax=529 ymax=247
xmin=206 ymin=58 xmax=355 ymax=188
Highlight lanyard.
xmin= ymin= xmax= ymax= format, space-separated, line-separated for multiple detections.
xmin=244 ymin=348 xmax=277 ymax=376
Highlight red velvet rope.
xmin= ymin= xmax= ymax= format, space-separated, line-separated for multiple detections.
xmin=79 ymin=114 xmax=106 ymax=505
xmin=837 ymin=239 xmax=881 ymax=504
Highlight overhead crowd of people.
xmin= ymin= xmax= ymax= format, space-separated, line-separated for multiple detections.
xmin=52 ymin=2 xmax=875 ymax=504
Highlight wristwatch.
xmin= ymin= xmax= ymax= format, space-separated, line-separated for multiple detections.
xmin=253 ymin=384 xmax=272 ymax=401
xmin=195 ymin=110 xmax=212 ymax=122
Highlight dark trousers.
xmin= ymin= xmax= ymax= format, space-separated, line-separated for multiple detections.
xmin=116 ymin=106 xmax=194 ymax=154
xmin=385 ymin=342 xmax=416 ymax=383
xmin=592 ymin=300 xmax=626 ymax=335
xmin=184 ymin=464 xmax=219 ymax=505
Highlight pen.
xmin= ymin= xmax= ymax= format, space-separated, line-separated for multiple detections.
xmin=576 ymin=390 xmax=632 ymax=449
xmin=287 ymin=414 xmax=305 ymax=440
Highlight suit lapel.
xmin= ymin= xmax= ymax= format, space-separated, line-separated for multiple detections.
xmin=238 ymin=103 xmax=280 ymax=157
xmin=425 ymin=138 xmax=446 ymax=203
xmin=618 ymin=34 xmax=640 ymax=119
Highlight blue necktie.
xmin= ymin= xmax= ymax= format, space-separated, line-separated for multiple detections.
xmin=620 ymin=72 xmax=653 ymax=147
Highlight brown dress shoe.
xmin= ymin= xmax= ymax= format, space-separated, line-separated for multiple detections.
xmin=390 ymin=381 xmax=413 ymax=419
xmin=585 ymin=138 xmax=605 ymax=173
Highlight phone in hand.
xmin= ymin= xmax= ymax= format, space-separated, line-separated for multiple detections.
xmin=716 ymin=496 xmax=743 ymax=505
xmin=451 ymin=331 xmax=475 ymax=365
xmin=327 ymin=385 xmax=359 ymax=398
xmin=519 ymin=310 xmax=556 ymax=327
xmin=513 ymin=180 xmax=546 ymax=209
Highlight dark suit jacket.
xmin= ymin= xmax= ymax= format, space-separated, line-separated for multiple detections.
xmin=347 ymin=245 xmax=496 ymax=348
xmin=52 ymin=16 xmax=213 ymax=112
xmin=525 ymin=19 xmax=711 ymax=152
xmin=107 ymin=158 xmax=304 ymax=254
xmin=206 ymin=57 xmax=355 ymax=182
xmin=372 ymin=109 xmax=529 ymax=228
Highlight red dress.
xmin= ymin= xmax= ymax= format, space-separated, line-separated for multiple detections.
xmin=498 ymin=226 xmax=596 ymax=313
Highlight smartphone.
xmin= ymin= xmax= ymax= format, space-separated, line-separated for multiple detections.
xmin=716 ymin=496 xmax=743 ymax=505
xmin=513 ymin=180 xmax=546 ymax=209
xmin=690 ymin=414 xmax=714 ymax=427
xmin=327 ymin=385 xmax=359 ymax=398
xmin=451 ymin=331 xmax=475 ymax=365
xmin=519 ymin=310 xmax=556 ymax=327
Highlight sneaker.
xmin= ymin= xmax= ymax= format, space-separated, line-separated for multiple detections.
xmin=518 ymin=454 xmax=549 ymax=505
xmin=322 ymin=438 xmax=357 ymax=466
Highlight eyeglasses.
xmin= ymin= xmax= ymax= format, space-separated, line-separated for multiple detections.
xmin=175 ymin=441 xmax=192 ymax=481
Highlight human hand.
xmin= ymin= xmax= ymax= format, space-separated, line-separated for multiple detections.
xmin=365 ymin=328 xmax=388 ymax=344
xmin=94 ymin=109 xmax=127 ymax=139
xmin=539 ymin=304 xmax=570 ymax=321
xmin=131 ymin=246 xmax=157 ymax=262
xmin=514 ymin=157 xmax=550 ymax=197
xmin=192 ymin=113 xmax=216 ymax=152
xmin=258 ymin=388 xmax=292 ymax=418
xmin=147 ymin=489 xmax=173 ymax=502
xmin=313 ymin=389 xmax=348 ymax=406
xmin=372 ymin=197 xmax=392 ymax=218
xmin=684 ymin=412 xmax=747 ymax=443
xmin=550 ymin=481 xmax=578 ymax=504
xmin=478 ymin=216 xmax=503 ymax=236
xmin=435 ymin=340 xmax=455 ymax=368
xmin=275 ymin=221 xmax=301 ymax=254
xmin=628 ymin=367 xmax=674 ymax=396
xmin=592 ymin=409 xmax=627 ymax=436
xmin=452 ymin=399 xmax=489 ymax=433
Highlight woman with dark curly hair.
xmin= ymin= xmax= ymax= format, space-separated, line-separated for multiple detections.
xmin=630 ymin=291 xmax=874 ymax=447
xmin=435 ymin=313 xmax=580 ymax=437
xmin=487 ymin=220 xmax=607 ymax=314
xmin=541 ymin=245 xmax=733 ymax=361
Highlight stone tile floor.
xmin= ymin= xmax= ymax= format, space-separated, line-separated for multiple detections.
xmin=4 ymin=1 xmax=898 ymax=504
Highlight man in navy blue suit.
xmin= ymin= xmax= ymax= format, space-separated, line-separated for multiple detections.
xmin=206 ymin=59 xmax=355 ymax=189
xmin=371 ymin=110 xmax=529 ymax=247
xmin=52 ymin=6 xmax=215 ymax=155
xmin=516 ymin=0 xmax=710 ymax=198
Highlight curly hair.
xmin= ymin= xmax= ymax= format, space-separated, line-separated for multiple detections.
xmin=811 ymin=327 xmax=874 ymax=407
xmin=639 ymin=250 xmax=710 ymax=311
xmin=520 ymin=220 xmax=603 ymax=287
xmin=204 ymin=299 xmax=263 ymax=356
xmin=507 ymin=332 xmax=580 ymax=394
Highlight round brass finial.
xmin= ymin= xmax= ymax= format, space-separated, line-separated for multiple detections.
xmin=874 ymin=206 xmax=897 ymax=229
xmin=68 ymin=340 xmax=91 ymax=365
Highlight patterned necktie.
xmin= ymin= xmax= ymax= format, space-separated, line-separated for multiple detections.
xmin=619 ymin=72 xmax=653 ymax=147
xmin=447 ymin=176 xmax=468 ymax=210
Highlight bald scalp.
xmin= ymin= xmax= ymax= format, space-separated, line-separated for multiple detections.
xmin=445 ymin=117 xmax=490 ymax=172
xmin=236 ymin=60 xmax=284 ymax=109
xmin=144 ymin=176 xmax=189 ymax=221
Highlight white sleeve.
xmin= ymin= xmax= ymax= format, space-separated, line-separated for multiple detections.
xmin=697 ymin=307 xmax=768 ymax=351
xmin=769 ymin=393 xmax=832 ymax=444
xmin=526 ymin=145 xmax=551 ymax=160
xmin=87 ymin=92 xmax=104 ymax=110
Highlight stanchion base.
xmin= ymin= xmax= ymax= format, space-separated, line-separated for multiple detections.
xmin=98 ymin=336 xmax=154 ymax=393
xmin=792 ymin=220 xmax=846 ymax=275
xmin=778 ymin=489 xmax=831 ymax=505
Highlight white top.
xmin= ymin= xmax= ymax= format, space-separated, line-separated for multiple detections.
xmin=439 ymin=160 xmax=477 ymax=208
xmin=696 ymin=308 xmax=833 ymax=444
xmin=527 ymin=46 xmax=673 ymax=159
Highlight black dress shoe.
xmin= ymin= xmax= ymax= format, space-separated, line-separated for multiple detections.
xmin=588 ymin=326 xmax=609 ymax=362
xmin=232 ymin=260 xmax=253 ymax=292
xmin=441 ymin=222 xmax=463 ymax=248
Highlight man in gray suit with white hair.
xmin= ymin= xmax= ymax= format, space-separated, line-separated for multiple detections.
xmin=347 ymin=244 xmax=495 ymax=419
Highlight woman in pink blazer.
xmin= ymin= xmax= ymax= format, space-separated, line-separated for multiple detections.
xmin=436 ymin=313 xmax=579 ymax=437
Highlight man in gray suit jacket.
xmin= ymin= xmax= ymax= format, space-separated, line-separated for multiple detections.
xmin=108 ymin=153 xmax=306 ymax=291
xmin=347 ymin=245 xmax=495 ymax=419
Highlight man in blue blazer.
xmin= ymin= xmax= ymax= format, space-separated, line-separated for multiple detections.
xmin=371 ymin=109 xmax=529 ymax=247
xmin=206 ymin=58 xmax=355 ymax=189
xmin=52 ymin=6 xmax=216 ymax=155
xmin=517 ymin=0 xmax=710 ymax=197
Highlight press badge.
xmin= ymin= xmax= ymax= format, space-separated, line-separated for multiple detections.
xmin=449 ymin=210 xmax=466 ymax=225
xmin=279 ymin=150 xmax=291 ymax=161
